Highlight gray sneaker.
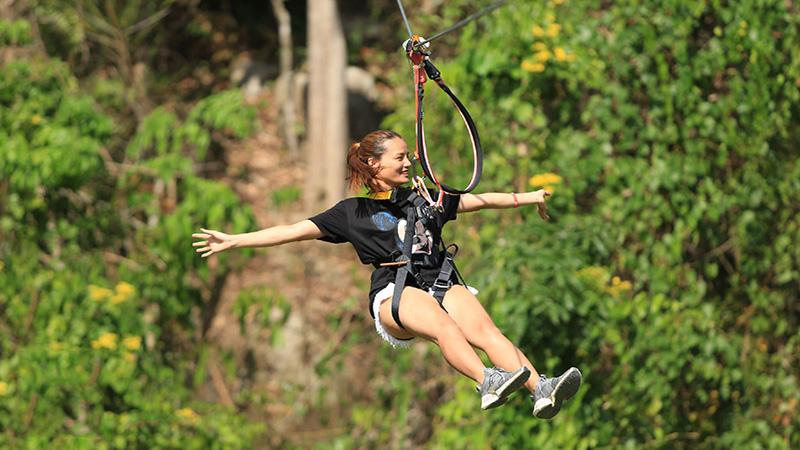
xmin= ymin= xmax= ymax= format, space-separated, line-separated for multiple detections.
xmin=531 ymin=367 xmax=582 ymax=419
xmin=476 ymin=366 xmax=531 ymax=410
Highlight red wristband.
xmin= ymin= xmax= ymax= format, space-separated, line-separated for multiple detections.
xmin=511 ymin=192 xmax=519 ymax=208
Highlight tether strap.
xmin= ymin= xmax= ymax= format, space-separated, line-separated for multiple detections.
xmin=413 ymin=56 xmax=483 ymax=196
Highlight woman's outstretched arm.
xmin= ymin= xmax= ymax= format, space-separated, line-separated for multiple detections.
xmin=191 ymin=220 xmax=325 ymax=258
xmin=457 ymin=190 xmax=551 ymax=220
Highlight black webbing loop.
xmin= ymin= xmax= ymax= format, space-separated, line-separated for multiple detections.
xmin=413 ymin=57 xmax=483 ymax=196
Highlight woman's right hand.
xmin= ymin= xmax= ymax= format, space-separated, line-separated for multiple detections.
xmin=192 ymin=228 xmax=235 ymax=258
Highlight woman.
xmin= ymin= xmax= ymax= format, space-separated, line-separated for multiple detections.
xmin=192 ymin=130 xmax=581 ymax=418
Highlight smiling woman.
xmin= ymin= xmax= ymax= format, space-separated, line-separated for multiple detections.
xmin=192 ymin=129 xmax=581 ymax=418
xmin=345 ymin=130 xmax=410 ymax=193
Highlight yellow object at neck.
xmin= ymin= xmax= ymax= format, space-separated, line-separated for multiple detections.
xmin=368 ymin=190 xmax=392 ymax=200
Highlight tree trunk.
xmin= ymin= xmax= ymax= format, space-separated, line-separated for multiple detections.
xmin=270 ymin=0 xmax=299 ymax=157
xmin=305 ymin=0 xmax=347 ymax=213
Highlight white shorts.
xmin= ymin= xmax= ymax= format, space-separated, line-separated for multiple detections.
xmin=371 ymin=283 xmax=479 ymax=349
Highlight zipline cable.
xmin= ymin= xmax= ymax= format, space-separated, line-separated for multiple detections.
xmin=413 ymin=0 xmax=506 ymax=49
xmin=396 ymin=0 xmax=414 ymax=39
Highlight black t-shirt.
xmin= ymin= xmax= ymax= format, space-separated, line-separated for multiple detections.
xmin=309 ymin=188 xmax=460 ymax=310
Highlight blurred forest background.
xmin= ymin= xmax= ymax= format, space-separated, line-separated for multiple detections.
xmin=1 ymin=0 xmax=799 ymax=448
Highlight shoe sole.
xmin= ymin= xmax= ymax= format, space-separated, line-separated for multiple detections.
xmin=533 ymin=367 xmax=582 ymax=419
xmin=481 ymin=366 xmax=531 ymax=410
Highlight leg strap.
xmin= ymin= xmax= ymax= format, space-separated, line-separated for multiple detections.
xmin=431 ymin=244 xmax=459 ymax=305
xmin=391 ymin=267 xmax=409 ymax=329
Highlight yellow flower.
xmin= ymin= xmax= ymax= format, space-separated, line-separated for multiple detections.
xmin=124 ymin=353 xmax=137 ymax=363
xmin=91 ymin=332 xmax=118 ymax=350
xmin=123 ymin=336 xmax=141 ymax=351
xmin=89 ymin=285 xmax=113 ymax=301
xmin=534 ymin=50 xmax=552 ymax=62
xmin=713 ymin=26 xmax=722 ymax=36
xmin=0 ymin=382 xmax=7 ymax=396
xmin=546 ymin=13 xmax=556 ymax=23
xmin=531 ymin=42 xmax=548 ymax=52
xmin=115 ymin=282 xmax=135 ymax=295
xmin=607 ymin=277 xmax=633 ymax=296
xmin=31 ymin=114 xmax=41 ymax=125
xmin=532 ymin=25 xmax=544 ymax=37
xmin=553 ymin=0 xmax=565 ymax=4
xmin=529 ymin=172 xmax=563 ymax=187
xmin=0 ymin=261 xmax=4 ymax=270
xmin=739 ymin=21 xmax=747 ymax=28
xmin=554 ymin=47 xmax=569 ymax=61
xmin=546 ymin=23 xmax=562 ymax=37
xmin=522 ymin=61 xmax=546 ymax=72
xmin=110 ymin=293 xmax=126 ymax=305
xmin=176 ymin=408 xmax=201 ymax=425
xmin=543 ymin=185 xmax=556 ymax=193
xmin=50 ymin=341 xmax=66 ymax=351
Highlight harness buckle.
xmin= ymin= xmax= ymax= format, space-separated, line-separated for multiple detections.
xmin=432 ymin=279 xmax=451 ymax=290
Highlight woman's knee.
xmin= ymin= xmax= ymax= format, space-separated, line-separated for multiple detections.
xmin=468 ymin=322 xmax=508 ymax=349
xmin=430 ymin=319 xmax=469 ymax=344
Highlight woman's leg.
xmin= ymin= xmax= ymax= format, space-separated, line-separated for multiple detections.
xmin=378 ymin=286 xmax=486 ymax=383
xmin=442 ymin=285 xmax=540 ymax=394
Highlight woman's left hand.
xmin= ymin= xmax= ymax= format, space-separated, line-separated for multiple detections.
xmin=530 ymin=189 xmax=551 ymax=220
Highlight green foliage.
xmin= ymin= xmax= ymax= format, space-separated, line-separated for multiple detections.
xmin=32 ymin=0 xmax=176 ymax=65
xmin=0 ymin=20 xmax=33 ymax=45
xmin=271 ymin=186 xmax=303 ymax=208
xmin=381 ymin=0 xmax=800 ymax=448
xmin=4 ymin=0 xmax=800 ymax=447
xmin=0 ymin=45 xmax=261 ymax=447
xmin=125 ymin=91 xmax=256 ymax=172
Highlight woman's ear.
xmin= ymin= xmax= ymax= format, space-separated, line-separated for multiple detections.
xmin=367 ymin=157 xmax=379 ymax=168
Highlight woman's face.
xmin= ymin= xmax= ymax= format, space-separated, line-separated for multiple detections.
xmin=371 ymin=137 xmax=411 ymax=190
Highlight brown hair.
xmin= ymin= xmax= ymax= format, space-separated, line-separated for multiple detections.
xmin=346 ymin=130 xmax=403 ymax=192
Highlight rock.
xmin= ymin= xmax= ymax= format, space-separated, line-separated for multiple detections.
xmin=230 ymin=53 xmax=280 ymax=99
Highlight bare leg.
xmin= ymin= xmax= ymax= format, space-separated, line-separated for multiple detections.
xmin=378 ymin=286 xmax=487 ymax=383
xmin=443 ymin=285 xmax=540 ymax=394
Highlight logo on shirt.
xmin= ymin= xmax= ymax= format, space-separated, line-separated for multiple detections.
xmin=371 ymin=212 xmax=398 ymax=231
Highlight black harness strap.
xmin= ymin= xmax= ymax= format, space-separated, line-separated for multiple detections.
xmin=431 ymin=244 xmax=459 ymax=304
xmin=391 ymin=199 xmax=419 ymax=330
xmin=415 ymin=58 xmax=483 ymax=196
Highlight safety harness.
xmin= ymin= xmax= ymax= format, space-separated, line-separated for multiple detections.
xmin=375 ymin=189 xmax=466 ymax=330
